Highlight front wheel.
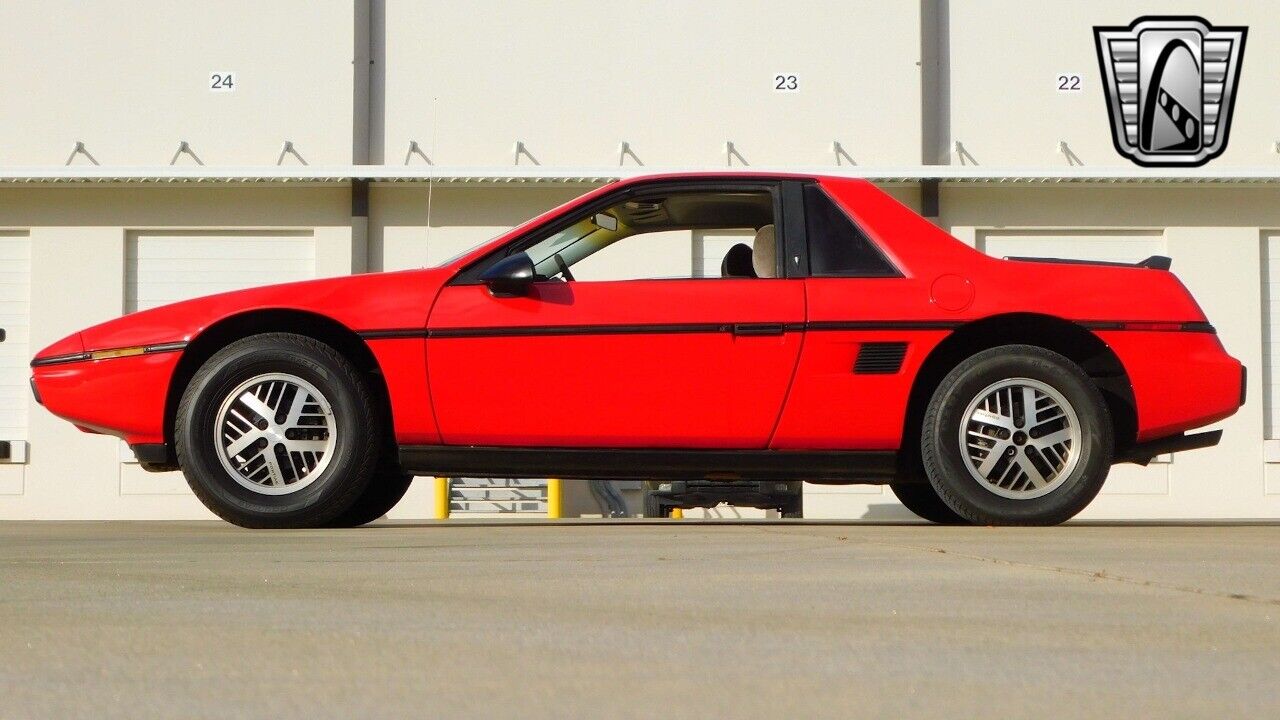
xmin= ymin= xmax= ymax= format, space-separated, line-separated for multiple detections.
xmin=326 ymin=470 xmax=413 ymax=527
xmin=920 ymin=345 xmax=1113 ymax=526
xmin=175 ymin=333 xmax=382 ymax=529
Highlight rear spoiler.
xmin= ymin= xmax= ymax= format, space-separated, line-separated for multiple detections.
xmin=1004 ymin=255 xmax=1172 ymax=271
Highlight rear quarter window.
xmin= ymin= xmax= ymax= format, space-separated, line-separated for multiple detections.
xmin=804 ymin=184 xmax=899 ymax=278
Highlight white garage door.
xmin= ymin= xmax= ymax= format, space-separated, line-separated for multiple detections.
xmin=125 ymin=230 xmax=315 ymax=313
xmin=0 ymin=232 xmax=30 ymax=443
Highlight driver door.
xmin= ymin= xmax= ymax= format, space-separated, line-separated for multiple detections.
xmin=425 ymin=184 xmax=805 ymax=448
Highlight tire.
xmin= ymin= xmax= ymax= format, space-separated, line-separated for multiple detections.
xmin=889 ymin=481 xmax=968 ymax=524
xmin=325 ymin=471 xmax=413 ymax=527
xmin=921 ymin=345 xmax=1113 ymax=526
xmin=175 ymin=333 xmax=382 ymax=529
xmin=641 ymin=481 xmax=672 ymax=518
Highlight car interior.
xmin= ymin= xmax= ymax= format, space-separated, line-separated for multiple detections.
xmin=522 ymin=190 xmax=777 ymax=281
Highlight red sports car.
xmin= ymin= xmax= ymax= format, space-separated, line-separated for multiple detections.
xmin=30 ymin=173 xmax=1244 ymax=527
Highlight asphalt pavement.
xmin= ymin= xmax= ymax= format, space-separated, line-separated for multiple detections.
xmin=1 ymin=520 xmax=1277 ymax=719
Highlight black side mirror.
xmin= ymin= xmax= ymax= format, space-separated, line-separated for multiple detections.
xmin=480 ymin=252 xmax=537 ymax=297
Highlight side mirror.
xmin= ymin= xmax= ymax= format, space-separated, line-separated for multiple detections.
xmin=480 ymin=252 xmax=537 ymax=297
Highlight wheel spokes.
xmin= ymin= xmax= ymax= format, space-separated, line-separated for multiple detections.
xmin=215 ymin=373 xmax=336 ymax=496
xmin=960 ymin=378 xmax=1081 ymax=499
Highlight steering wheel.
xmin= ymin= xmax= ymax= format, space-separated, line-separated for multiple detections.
xmin=553 ymin=253 xmax=575 ymax=282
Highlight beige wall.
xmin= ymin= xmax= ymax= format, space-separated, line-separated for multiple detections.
xmin=2 ymin=1 xmax=1277 ymax=170
xmin=381 ymin=0 xmax=923 ymax=167
xmin=0 ymin=1 xmax=353 ymax=166
xmin=369 ymin=185 xmax=583 ymax=271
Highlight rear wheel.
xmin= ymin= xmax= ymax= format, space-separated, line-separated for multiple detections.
xmin=175 ymin=333 xmax=381 ymax=529
xmin=889 ymin=481 xmax=968 ymax=524
xmin=921 ymin=345 xmax=1112 ymax=526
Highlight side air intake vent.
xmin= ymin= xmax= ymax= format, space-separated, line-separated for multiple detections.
xmin=854 ymin=342 xmax=908 ymax=374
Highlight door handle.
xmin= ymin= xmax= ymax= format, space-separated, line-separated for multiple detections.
xmin=732 ymin=323 xmax=786 ymax=337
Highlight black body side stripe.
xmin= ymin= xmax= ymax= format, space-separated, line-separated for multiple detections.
xmin=430 ymin=323 xmax=737 ymax=339
xmin=1077 ymin=320 xmax=1216 ymax=333
xmin=805 ymin=320 xmax=962 ymax=331
xmin=357 ymin=328 xmax=429 ymax=340
xmin=358 ymin=321 xmax=949 ymax=340
xmin=357 ymin=319 xmax=1212 ymax=340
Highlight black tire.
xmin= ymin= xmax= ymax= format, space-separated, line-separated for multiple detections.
xmin=325 ymin=471 xmax=413 ymax=527
xmin=175 ymin=333 xmax=382 ymax=529
xmin=921 ymin=345 xmax=1113 ymax=526
xmin=889 ymin=481 xmax=968 ymax=524
xmin=641 ymin=481 xmax=673 ymax=518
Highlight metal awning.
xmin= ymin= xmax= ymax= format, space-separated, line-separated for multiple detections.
xmin=5 ymin=166 xmax=1280 ymax=185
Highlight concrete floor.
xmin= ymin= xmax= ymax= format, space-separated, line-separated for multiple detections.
xmin=1 ymin=521 xmax=1277 ymax=719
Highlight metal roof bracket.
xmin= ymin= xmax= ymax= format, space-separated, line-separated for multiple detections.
xmin=64 ymin=141 xmax=100 ymax=166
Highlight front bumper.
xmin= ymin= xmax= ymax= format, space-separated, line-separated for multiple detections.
xmin=29 ymin=350 xmax=181 ymax=444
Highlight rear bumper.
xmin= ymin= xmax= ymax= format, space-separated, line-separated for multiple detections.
xmin=1097 ymin=330 xmax=1244 ymax=441
xmin=1116 ymin=429 xmax=1222 ymax=466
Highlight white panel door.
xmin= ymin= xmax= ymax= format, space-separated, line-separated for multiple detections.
xmin=125 ymin=230 xmax=315 ymax=313
xmin=0 ymin=232 xmax=30 ymax=443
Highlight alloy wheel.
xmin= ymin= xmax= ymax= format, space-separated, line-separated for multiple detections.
xmin=214 ymin=373 xmax=336 ymax=495
xmin=959 ymin=378 xmax=1081 ymax=499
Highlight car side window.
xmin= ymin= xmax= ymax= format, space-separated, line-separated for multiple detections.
xmin=804 ymin=184 xmax=899 ymax=278
xmin=519 ymin=190 xmax=778 ymax=282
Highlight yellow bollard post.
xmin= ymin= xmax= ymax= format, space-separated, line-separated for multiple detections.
xmin=670 ymin=507 xmax=684 ymax=519
xmin=546 ymin=478 xmax=563 ymax=519
xmin=433 ymin=477 xmax=450 ymax=520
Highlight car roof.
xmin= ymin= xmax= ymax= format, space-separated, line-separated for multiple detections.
xmin=607 ymin=171 xmax=845 ymax=188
